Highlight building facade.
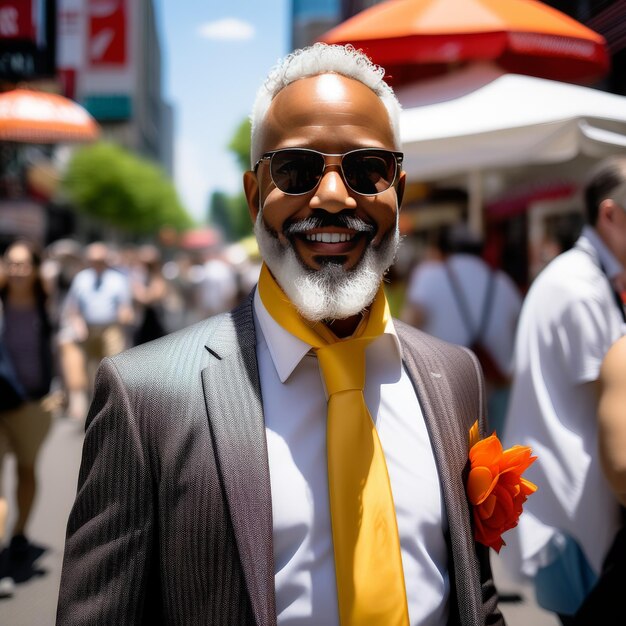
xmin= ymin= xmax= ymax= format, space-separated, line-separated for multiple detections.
xmin=290 ymin=0 xmax=340 ymax=50
xmin=57 ymin=0 xmax=173 ymax=174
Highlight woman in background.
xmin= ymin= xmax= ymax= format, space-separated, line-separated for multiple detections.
xmin=0 ymin=240 xmax=58 ymax=597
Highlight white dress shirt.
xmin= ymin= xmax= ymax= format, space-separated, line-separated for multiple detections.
xmin=253 ymin=289 xmax=449 ymax=626
xmin=503 ymin=227 xmax=625 ymax=578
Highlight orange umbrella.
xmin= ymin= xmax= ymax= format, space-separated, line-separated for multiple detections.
xmin=320 ymin=0 xmax=609 ymax=86
xmin=0 ymin=88 xmax=100 ymax=143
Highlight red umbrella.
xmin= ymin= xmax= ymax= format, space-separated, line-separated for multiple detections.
xmin=320 ymin=0 xmax=609 ymax=86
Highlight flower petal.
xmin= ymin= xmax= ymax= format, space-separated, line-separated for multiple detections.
xmin=467 ymin=466 xmax=497 ymax=504
xmin=478 ymin=494 xmax=497 ymax=519
xmin=469 ymin=436 xmax=503 ymax=469
xmin=466 ymin=432 xmax=537 ymax=553
xmin=469 ymin=420 xmax=480 ymax=449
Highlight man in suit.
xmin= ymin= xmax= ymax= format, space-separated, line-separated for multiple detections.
xmin=57 ymin=44 xmax=503 ymax=626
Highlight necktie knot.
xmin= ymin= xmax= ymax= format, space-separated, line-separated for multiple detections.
xmin=316 ymin=338 xmax=370 ymax=396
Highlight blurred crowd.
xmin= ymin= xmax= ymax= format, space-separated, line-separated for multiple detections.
xmin=0 ymin=236 xmax=261 ymax=597
xmin=2 ymin=237 xmax=263 ymax=415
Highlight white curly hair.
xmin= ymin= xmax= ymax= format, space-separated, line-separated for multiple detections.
xmin=249 ymin=43 xmax=402 ymax=166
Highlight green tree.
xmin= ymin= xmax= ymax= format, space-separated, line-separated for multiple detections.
xmin=228 ymin=118 xmax=252 ymax=172
xmin=209 ymin=190 xmax=252 ymax=242
xmin=208 ymin=118 xmax=254 ymax=242
xmin=62 ymin=142 xmax=193 ymax=234
xmin=210 ymin=191 xmax=235 ymax=241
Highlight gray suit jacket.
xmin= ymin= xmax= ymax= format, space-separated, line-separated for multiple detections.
xmin=57 ymin=294 xmax=503 ymax=626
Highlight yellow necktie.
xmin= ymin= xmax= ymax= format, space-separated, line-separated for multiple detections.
xmin=258 ymin=264 xmax=409 ymax=626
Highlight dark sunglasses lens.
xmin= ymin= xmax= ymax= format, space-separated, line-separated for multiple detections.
xmin=343 ymin=150 xmax=396 ymax=195
xmin=270 ymin=150 xmax=325 ymax=194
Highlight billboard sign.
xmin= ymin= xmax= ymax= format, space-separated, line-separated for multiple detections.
xmin=0 ymin=0 xmax=56 ymax=81
xmin=0 ymin=0 xmax=36 ymax=40
xmin=88 ymin=0 xmax=126 ymax=66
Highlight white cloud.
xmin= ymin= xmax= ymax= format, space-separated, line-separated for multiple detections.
xmin=198 ymin=18 xmax=255 ymax=41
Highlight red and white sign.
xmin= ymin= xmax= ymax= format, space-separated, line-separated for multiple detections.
xmin=0 ymin=0 xmax=35 ymax=41
xmin=88 ymin=0 xmax=126 ymax=66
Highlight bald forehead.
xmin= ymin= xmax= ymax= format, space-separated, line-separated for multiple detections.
xmin=256 ymin=74 xmax=397 ymax=155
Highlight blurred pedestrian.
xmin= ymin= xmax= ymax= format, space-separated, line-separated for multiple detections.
xmin=61 ymin=242 xmax=133 ymax=422
xmin=503 ymin=157 xmax=626 ymax=624
xmin=0 ymin=240 xmax=60 ymax=597
xmin=57 ymin=43 xmax=503 ymax=625
xmin=131 ymin=245 xmax=167 ymax=346
xmin=160 ymin=251 xmax=198 ymax=330
xmin=197 ymin=253 xmax=239 ymax=318
xmin=402 ymin=223 xmax=522 ymax=434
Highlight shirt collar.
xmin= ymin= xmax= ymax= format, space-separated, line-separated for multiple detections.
xmin=579 ymin=225 xmax=624 ymax=279
xmin=253 ymin=287 xmax=402 ymax=384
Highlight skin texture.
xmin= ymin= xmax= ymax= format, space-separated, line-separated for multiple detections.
xmin=244 ymin=73 xmax=405 ymax=337
xmin=597 ymin=198 xmax=626 ymax=268
xmin=598 ymin=335 xmax=626 ymax=507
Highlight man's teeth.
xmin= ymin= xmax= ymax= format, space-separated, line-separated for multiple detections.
xmin=305 ymin=232 xmax=354 ymax=243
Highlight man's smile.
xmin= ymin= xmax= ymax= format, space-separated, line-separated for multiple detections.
xmin=296 ymin=227 xmax=364 ymax=255
xmin=304 ymin=231 xmax=356 ymax=243
xmin=281 ymin=213 xmax=376 ymax=262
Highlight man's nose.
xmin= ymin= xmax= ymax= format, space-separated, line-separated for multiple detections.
xmin=311 ymin=165 xmax=357 ymax=212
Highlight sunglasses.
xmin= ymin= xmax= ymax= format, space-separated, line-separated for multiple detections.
xmin=254 ymin=148 xmax=404 ymax=196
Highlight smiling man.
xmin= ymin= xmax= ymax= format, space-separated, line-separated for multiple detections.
xmin=57 ymin=44 xmax=503 ymax=626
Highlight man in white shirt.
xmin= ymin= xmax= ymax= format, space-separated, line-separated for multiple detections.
xmin=57 ymin=44 xmax=503 ymax=625
xmin=503 ymin=157 xmax=626 ymax=625
xmin=60 ymin=242 xmax=133 ymax=421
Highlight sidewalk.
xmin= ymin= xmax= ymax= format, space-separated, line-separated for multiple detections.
xmin=493 ymin=551 xmax=559 ymax=626
xmin=0 ymin=417 xmax=84 ymax=626
xmin=0 ymin=414 xmax=559 ymax=626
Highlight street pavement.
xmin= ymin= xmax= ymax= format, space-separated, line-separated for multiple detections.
xmin=0 ymin=414 xmax=559 ymax=626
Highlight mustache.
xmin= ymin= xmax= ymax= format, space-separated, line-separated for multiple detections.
xmin=284 ymin=214 xmax=375 ymax=237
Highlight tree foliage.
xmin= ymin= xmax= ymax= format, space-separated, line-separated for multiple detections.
xmin=62 ymin=142 xmax=193 ymax=234
xmin=208 ymin=117 xmax=254 ymax=241
xmin=209 ymin=190 xmax=252 ymax=242
xmin=228 ymin=117 xmax=252 ymax=172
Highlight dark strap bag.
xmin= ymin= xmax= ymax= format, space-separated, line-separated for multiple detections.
xmin=445 ymin=262 xmax=511 ymax=388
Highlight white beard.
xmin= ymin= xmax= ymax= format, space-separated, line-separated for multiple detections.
xmin=254 ymin=212 xmax=400 ymax=322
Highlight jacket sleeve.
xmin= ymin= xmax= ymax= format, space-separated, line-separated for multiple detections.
xmin=56 ymin=357 xmax=160 ymax=625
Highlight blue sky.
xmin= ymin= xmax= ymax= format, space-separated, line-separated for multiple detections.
xmin=154 ymin=1 xmax=290 ymax=222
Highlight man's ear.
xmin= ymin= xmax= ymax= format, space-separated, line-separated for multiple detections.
xmin=599 ymin=198 xmax=618 ymax=227
xmin=396 ymin=171 xmax=406 ymax=209
xmin=243 ymin=170 xmax=260 ymax=222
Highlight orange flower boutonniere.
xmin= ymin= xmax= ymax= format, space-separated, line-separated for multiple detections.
xmin=466 ymin=421 xmax=537 ymax=552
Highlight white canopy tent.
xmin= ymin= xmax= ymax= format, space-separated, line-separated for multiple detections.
xmin=397 ymin=65 xmax=626 ymax=232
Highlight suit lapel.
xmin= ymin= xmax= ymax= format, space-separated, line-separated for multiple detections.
xmin=396 ymin=322 xmax=483 ymax=626
xmin=202 ymin=296 xmax=277 ymax=626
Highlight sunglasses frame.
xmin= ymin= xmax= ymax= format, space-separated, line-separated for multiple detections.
xmin=254 ymin=147 xmax=404 ymax=197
